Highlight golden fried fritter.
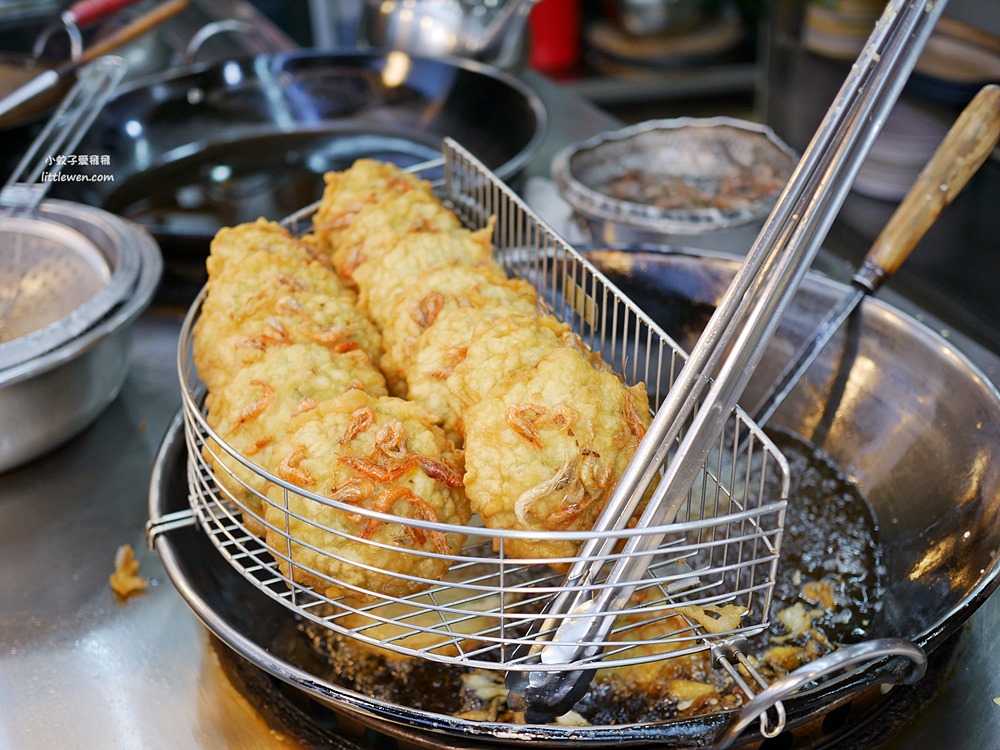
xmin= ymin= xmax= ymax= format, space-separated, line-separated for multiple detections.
xmin=310 ymin=159 xmax=459 ymax=281
xmin=462 ymin=346 xmax=651 ymax=564
xmin=405 ymin=306 xmax=525 ymax=444
xmin=204 ymin=343 xmax=388 ymax=536
xmin=194 ymin=220 xmax=366 ymax=389
xmin=379 ymin=265 xmax=539 ymax=395
xmin=352 ymin=222 xmax=499 ymax=329
xmin=263 ymin=389 xmax=470 ymax=602
xmin=446 ymin=313 xmax=606 ymax=419
xmin=328 ymin=189 xmax=461 ymax=281
xmin=196 ymin=284 xmax=383 ymax=392
xmin=311 ymin=158 xmax=437 ymax=248
xmin=205 ymin=218 xmax=337 ymax=280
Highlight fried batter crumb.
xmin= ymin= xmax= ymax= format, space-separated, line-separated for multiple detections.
xmin=110 ymin=544 xmax=149 ymax=600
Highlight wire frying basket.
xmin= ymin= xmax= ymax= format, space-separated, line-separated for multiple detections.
xmin=169 ymin=139 xmax=788 ymax=680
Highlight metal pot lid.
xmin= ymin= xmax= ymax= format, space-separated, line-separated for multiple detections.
xmin=0 ymin=200 xmax=142 ymax=370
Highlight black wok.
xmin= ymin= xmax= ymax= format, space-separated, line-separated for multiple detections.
xmin=148 ymin=247 xmax=1000 ymax=748
xmin=52 ymin=50 xmax=547 ymax=297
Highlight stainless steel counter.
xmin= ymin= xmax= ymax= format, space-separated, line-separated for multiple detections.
xmin=2 ymin=71 xmax=999 ymax=749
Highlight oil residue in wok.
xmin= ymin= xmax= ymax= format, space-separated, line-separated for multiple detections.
xmin=273 ymin=430 xmax=885 ymax=725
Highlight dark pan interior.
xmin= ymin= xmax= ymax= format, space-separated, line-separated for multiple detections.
xmin=52 ymin=50 xmax=546 ymax=298
xmin=583 ymin=247 xmax=1000 ymax=649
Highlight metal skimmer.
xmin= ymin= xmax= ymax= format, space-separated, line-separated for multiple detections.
xmin=165 ymin=136 xmax=788 ymax=695
xmin=0 ymin=55 xmax=131 ymax=370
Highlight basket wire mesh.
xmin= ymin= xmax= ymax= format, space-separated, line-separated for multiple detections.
xmin=176 ymin=138 xmax=788 ymax=673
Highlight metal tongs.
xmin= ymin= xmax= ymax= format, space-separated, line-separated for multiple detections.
xmin=506 ymin=0 xmax=948 ymax=728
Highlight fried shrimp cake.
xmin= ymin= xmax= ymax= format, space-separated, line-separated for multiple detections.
xmin=446 ymin=313 xmax=606 ymax=419
xmin=379 ymin=265 xmax=539 ymax=394
xmin=195 ymin=284 xmax=384 ymax=391
xmin=263 ymin=390 xmax=470 ymax=602
xmin=311 ymin=159 xmax=436 ymax=248
xmin=462 ymin=346 xmax=651 ymax=565
xmin=194 ymin=223 xmax=362 ymax=389
xmin=203 ymin=344 xmax=388 ymax=536
xmin=202 ymin=240 xmax=354 ymax=314
xmin=328 ymin=188 xmax=461 ymax=281
xmin=205 ymin=218 xmax=335 ymax=280
xmin=310 ymin=159 xmax=458 ymax=281
xmin=351 ymin=222 xmax=499 ymax=328
xmin=405 ymin=306 xmax=527 ymax=444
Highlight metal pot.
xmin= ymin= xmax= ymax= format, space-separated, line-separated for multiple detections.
xmin=148 ymin=246 xmax=1000 ymax=747
xmin=51 ymin=50 xmax=547 ymax=298
xmin=0 ymin=200 xmax=162 ymax=472
xmin=360 ymin=0 xmax=537 ymax=69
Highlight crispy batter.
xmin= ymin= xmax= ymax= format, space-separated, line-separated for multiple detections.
xmin=193 ymin=220 xmax=369 ymax=390
xmin=263 ymin=390 xmax=470 ymax=602
xmin=332 ymin=190 xmax=460 ymax=281
xmin=109 ymin=544 xmax=150 ymax=600
xmin=352 ymin=222 xmax=500 ymax=328
xmin=312 ymin=159 xmax=463 ymax=283
xmin=462 ymin=346 xmax=651 ymax=564
xmin=596 ymin=611 xmax=713 ymax=692
xmin=205 ymin=218 xmax=337 ymax=280
xmin=196 ymin=288 xmax=384 ymax=392
xmin=405 ymin=308 xmax=560 ymax=445
xmin=311 ymin=158 xmax=437 ymax=248
xmin=379 ymin=265 xmax=539 ymax=395
xmin=446 ymin=313 xmax=606 ymax=420
xmin=204 ymin=343 xmax=388 ymax=535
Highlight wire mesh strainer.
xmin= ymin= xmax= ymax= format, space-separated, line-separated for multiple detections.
xmin=147 ymin=0 xmax=944 ymax=742
xmin=158 ymin=139 xmax=789 ymax=688
xmin=0 ymin=55 xmax=132 ymax=370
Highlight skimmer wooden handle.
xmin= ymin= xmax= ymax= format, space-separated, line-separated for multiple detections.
xmin=861 ymin=84 xmax=1000 ymax=285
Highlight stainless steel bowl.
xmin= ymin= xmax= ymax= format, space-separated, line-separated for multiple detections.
xmin=552 ymin=117 xmax=797 ymax=254
xmin=0 ymin=200 xmax=162 ymax=472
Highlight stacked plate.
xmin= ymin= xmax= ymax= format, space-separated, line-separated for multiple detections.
xmin=0 ymin=199 xmax=162 ymax=471
xmin=853 ymin=99 xmax=950 ymax=201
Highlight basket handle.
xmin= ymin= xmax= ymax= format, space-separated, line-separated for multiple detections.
xmin=715 ymin=638 xmax=927 ymax=749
